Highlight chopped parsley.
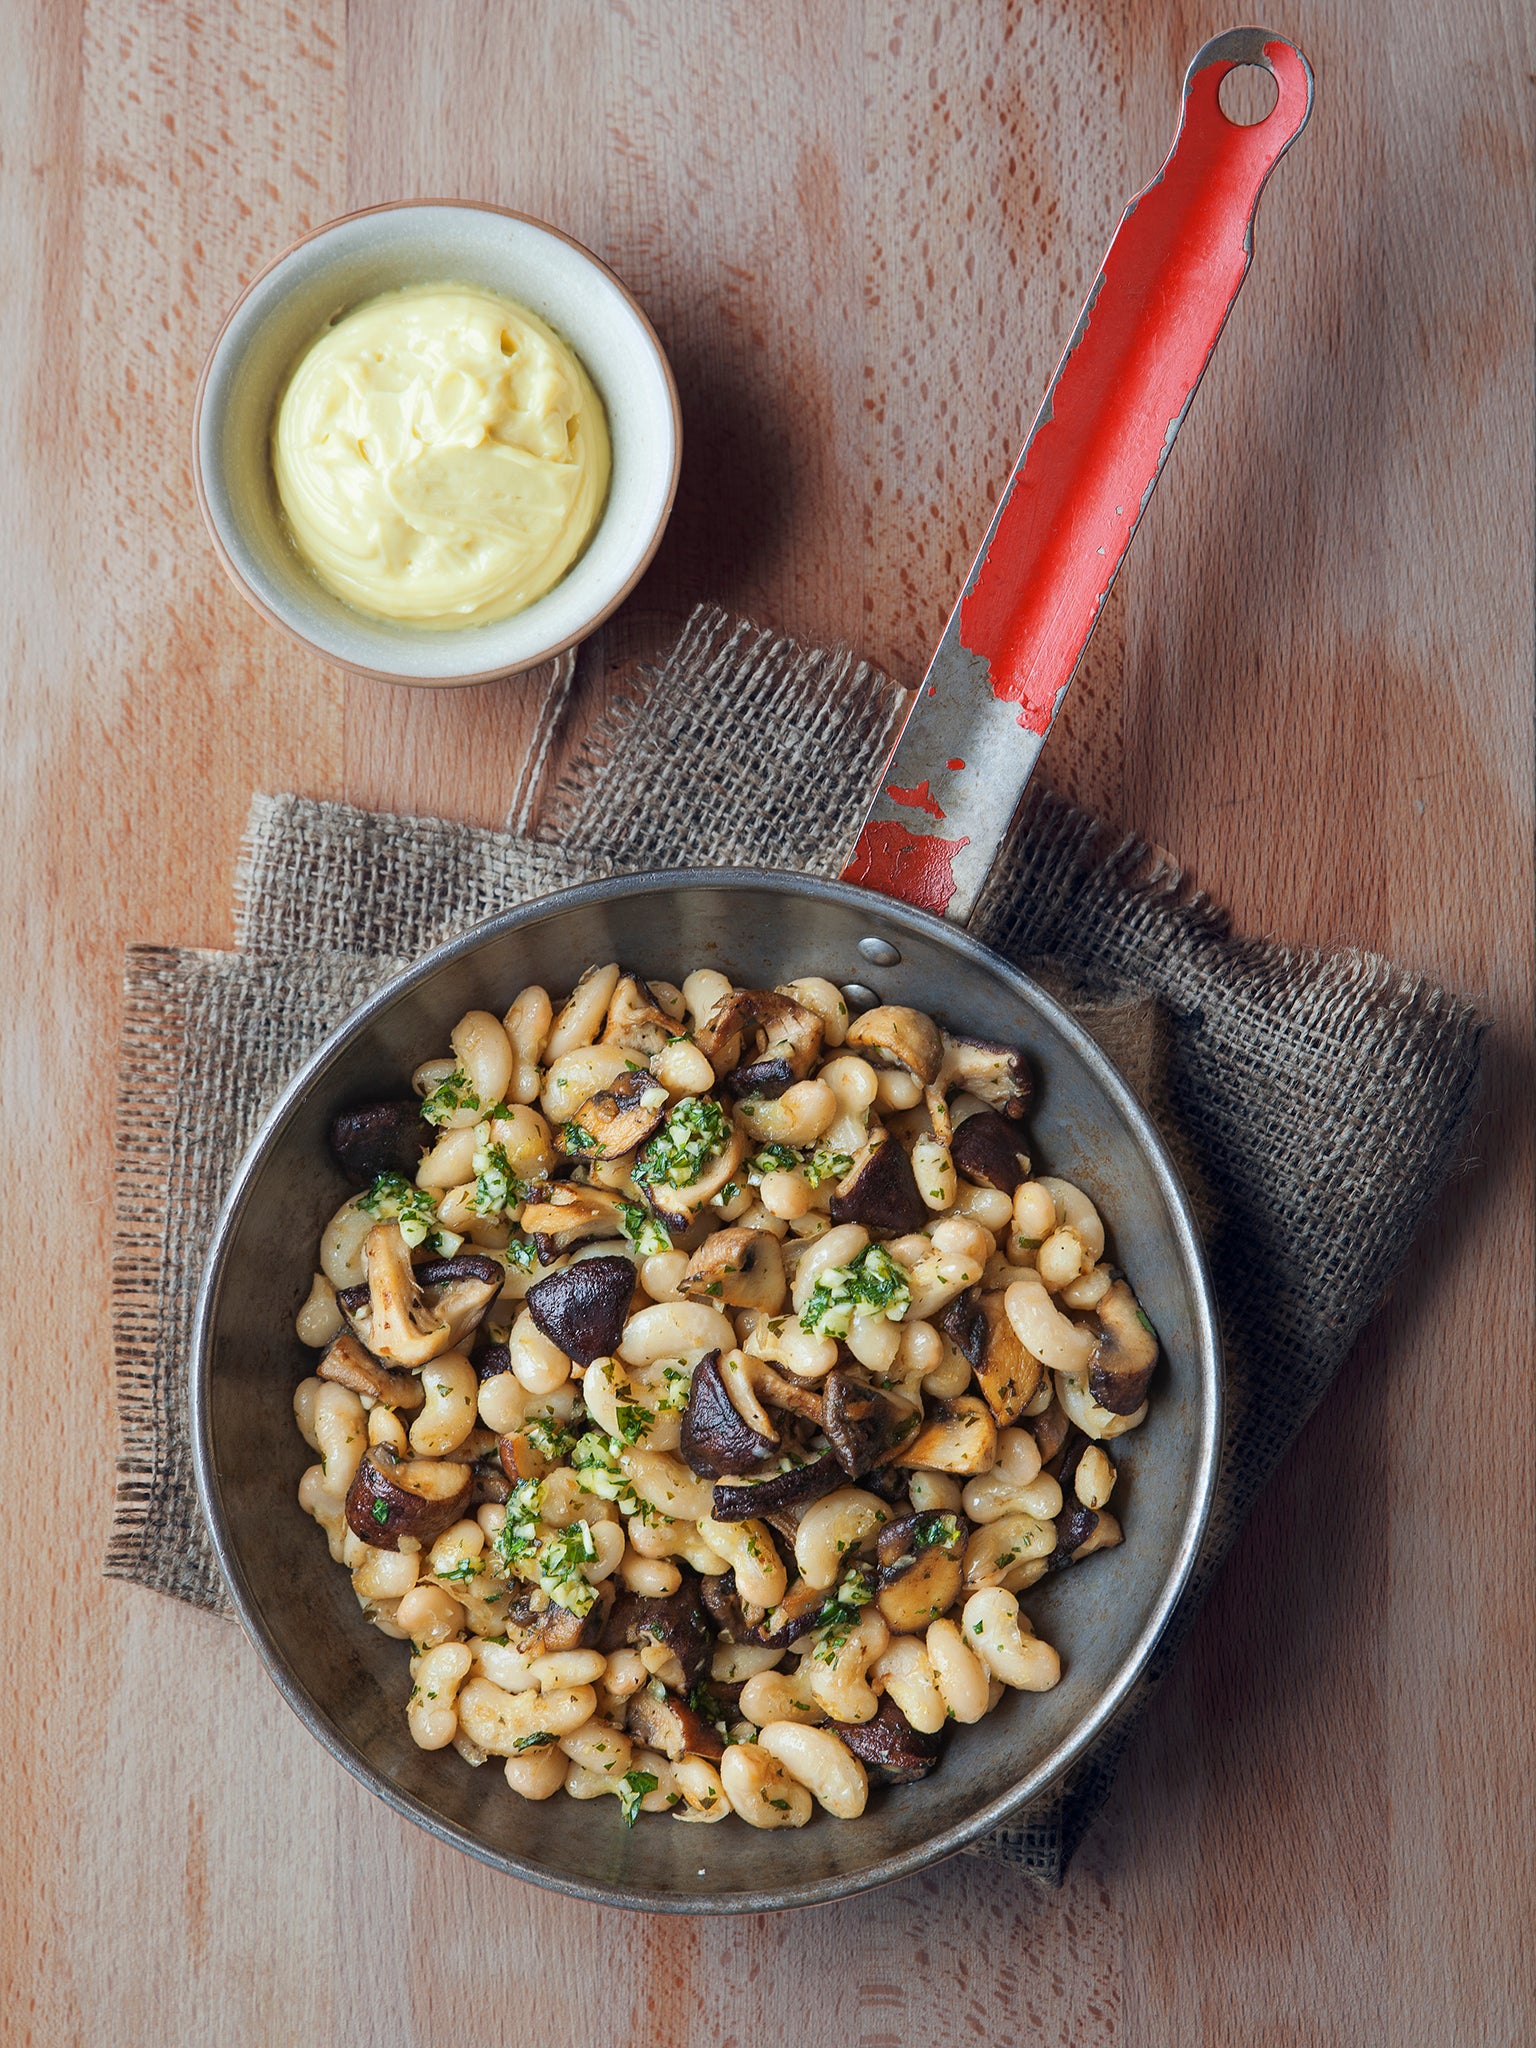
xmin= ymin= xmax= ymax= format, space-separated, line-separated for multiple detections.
xmin=491 ymin=1478 xmax=545 ymax=1569
xmin=633 ymin=1096 xmax=729 ymax=1192
xmin=911 ymin=1512 xmax=961 ymax=1551
xmin=571 ymin=1431 xmax=652 ymax=1520
xmin=614 ymin=1399 xmax=653 ymax=1447
xmin=370 ymin=1498 xmax=390 ymax=1527
xmin=433 ymin=1557 xmax=483 ymax=1585
xmin=512 ymin=1731 xmax=557 ymax=1751
xmin=502 ymin=1234 xmax=537 ymax=1273
xmin=419 ymin=1068 xmax=481 ymax=1127
xmin=800 ymin=1243 xmax=912 ymax=1337
xmin=559 ymin=1121 xmax=599 ymax=1154
xmin=522 ymin=1414 xmax=579 ymax=1463
xmin=468 ymin=1133 xmax=522 ymax=1216
xmin=617 ymin=1768 xmax=659 ymax=1827
xmin=618 ymin=1200 xmax=673 ymax=1258
xmin=536 ymin=1521 xmax=599 ymax=1617
xmin=358 ymin=1171 xmax=455 ymax=1252
xmin=746 ymin=1142 xmax=853 ymax=1190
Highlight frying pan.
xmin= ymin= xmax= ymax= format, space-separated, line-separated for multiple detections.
xmin=192 ymin=29 xmax=1312 ymax=1912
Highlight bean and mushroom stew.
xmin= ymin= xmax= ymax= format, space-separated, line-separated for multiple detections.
xmin=292 ymin=965 xmax=1157 ymax=1829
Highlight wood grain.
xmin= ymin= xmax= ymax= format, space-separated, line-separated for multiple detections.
xmin=1 ymin=2 xmax=1530 ymax=2042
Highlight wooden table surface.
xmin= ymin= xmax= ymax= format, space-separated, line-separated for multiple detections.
xmin=4 ymin=2 xmax=1530 ymax=2041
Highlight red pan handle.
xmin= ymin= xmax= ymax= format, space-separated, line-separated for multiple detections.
xmin=842 ymin=28 xmax=1314 ymax=921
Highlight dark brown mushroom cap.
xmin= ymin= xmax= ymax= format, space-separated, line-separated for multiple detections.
xmin=602 ymin=975 xmax=680 ymax=1058
xmin=939 ymin=1032 xmax=1033 ymax=1118
xmin=411 ymin=1251 xmax=505 ymax=1351
xmin=832 ymin=1696 xmax=943 ymax=1783
xmin=938 ymin=1287 xmax=1041 ymax=1428
xmin=949 ymin=1110 xmax=1032 ymax=1193
xmin=343 ymin=1445 xmax=471 ymax=1550
xmin=679 ymin=1227 xmax=787 ymax=1312
xmin=600 ymin=1573 xmax=712 ymax=1690
xmin=1048 ymin=1500 xmax=1101 ymax=1568
xmin=525 ymin=1254 xmax=636 ymax=1367
xmin=472 ymin=1340 xmax=512 ymax=1382
xmin=822 ymin=1369 xmax=919 ymax=1477
xmin=411 ymin=1251 xmax=505 ymax=1292
xmin=1089 ymin=1280 xmax=1158 ymax=1414
xmin=710 ymin=1449 xmax=846 ymax=1523
xmin=1027 ymin=1396 xmax=1072 ymax=1465
xmin=828 ymin=1136 xmax=927 ymax=1233
xmin=696 ymin=989 xmax=824 ymax=1093
xmin=565 ymin=1068 xmax=670 ymax=1160
xmin=845 ymin=1005 xmax=944 ymax=1086
xmin=626 ymin=1681 xmax=727 ymax=1761
xmin=699 ymin=1568 xmax=752 ymax=1641
xmin=328 ymin=1101 xmax=433 ymax=1186
xmin=316 ymin=1331 xmax=425 ymax=1411
xmin=679 ymin=1350 xmax=779 ymax=1478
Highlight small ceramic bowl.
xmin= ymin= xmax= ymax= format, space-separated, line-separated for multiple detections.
xmin=193 ymin=201 xmax=681 ymax=685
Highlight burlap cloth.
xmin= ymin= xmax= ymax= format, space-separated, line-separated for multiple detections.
xmin=109 ymin=606 xmax=1485 ymax=1886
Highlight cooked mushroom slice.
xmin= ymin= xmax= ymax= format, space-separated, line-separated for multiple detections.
xmin=711 ymin=1450 xmax=846 ymax=1523
xmin=948 ymin=1110 xmax=1032 ymax=1193
xmin=328 ymin=1100 xmax=433 ymax=1186
xmin=680 ymin=1350 xmax=779 ymax=1479
xmin=602 ymin=974 xmax=680 ymax=1059
xmin=525 ymin=1254 xmax=635 ymax=1366
xmin=680 ymin=1228 xmax=787 ymax=1313
xmin=833 ymin=1696 xmax=943 ymax=1783
xmin=1050 ymin=1500 xmax=1104 ymax=1569
xmin=1028 ymin=1394 xmax=1072 ymax=1466
xmin=699 ymin=1568 xmax=752 ymax=1641
xmin=626 ymin=1680 xmax=727 ymax=1761
xmin=316 ymin=1330 xmax=426 ymax=1412
xmin=894 ymin=1395 xmax=998 ymax=1475
xmin=845 ymin=1005 xmax=944 ymax=1088
xmin=364 ymin=1223 xmax=453 ymax=1366
xmin=822 ymin=1369 xmax=919 ymax=1478
xmin=565 ymin=1068 xmax=671 ymax=1160
xmin=828 ymin=1135 xmax=927 ymax=1233
xmin=600 ymin=1572 xmax=712 ymax=1689
xmin=697 ymin=989 xmax=825 ymax=1098
xmin=473 ymin=1340 xmax=512 ymax=1382
xmin=1089 ymin=1281 xmax=1159 ymax=1414
xmin=874 ymin=1513 xmax=965 ymax=1632
xmin=939 ymin=1287 xmax=1042 ymax=1428
xmin=519 ymin=1182 xmax=629 ymax=1259
xmin=409 ymin=1251 xmax=504 ymax=1350
xmin=642 ymin=1121 xmax=749 ymax=1233
xmin=936 ymin=1032 xmax=1032 ymax=1118
xmin=344 ymin=1444 xmax=471 ymax=1549
xmin=507 ymin=1591 xmax=605 ymax=1654
xmin=754 ymin=1574 xmax=833 ymax=1648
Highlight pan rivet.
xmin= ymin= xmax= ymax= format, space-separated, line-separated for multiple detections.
xmin=840 ymin=983 xmax=880 ymax=1014
xmin=858 ymin=937 xmax=902 ymax=967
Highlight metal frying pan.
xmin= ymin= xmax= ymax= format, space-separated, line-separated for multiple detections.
xmin=193 ymin=30 xmax=1311 ymax=1912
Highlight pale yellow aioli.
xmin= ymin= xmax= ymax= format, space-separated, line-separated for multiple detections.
xmin=272 ymin=284 xmax=610 ymax=627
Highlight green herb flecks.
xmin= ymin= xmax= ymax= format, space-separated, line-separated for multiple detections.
xmin=617 ymin=1769 xmax=659 ymax=1827
xmin=419 ymin=1068 xmax=481 ymax=1128
xmin=468 ymin=1132 xmax=522 ymax=1217
xmin=618 ymin=1200 xmax=673 ymax=1258
xmin=633 ymin=1096 xmax=729 ymax=1192
xmin=800 ymin=1243 xmax=911 ymax=1338
xmin=911 ymin=1512 xmax=961 ymax=1551
xmin=358 ymin=1170 xmax=450 ymax=1251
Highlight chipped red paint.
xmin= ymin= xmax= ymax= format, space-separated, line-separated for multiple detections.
xmin=843 ymin=821 xmax=971 ymax=916
xmin=946 ymin=758 xmax=966 ymax=771
xmin=958 ymin=39 xmax=1311 ymax=733
xmin=887 ymin=779 xmax=946 ymax=820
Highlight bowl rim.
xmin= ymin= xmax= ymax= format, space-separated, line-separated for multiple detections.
xmin=190 ymin=198 xmax=684 ymax=687
xmin=191 ymin=865 xmax=1223 ymax=1913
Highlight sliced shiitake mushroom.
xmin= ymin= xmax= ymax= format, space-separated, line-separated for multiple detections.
xmin=1028 ymin=1395 xmax=1072 ymax=1466
xmin=949 ymin=1109 xmax=1032 ymax=1193
xmin=939 ymin=1286 xmax=1041 ymax=1428
xmin=363 ymin=1224 xmax=456 ymax=1367
xmin=679 ymin=1228 xmax=787 ymax=1313
xmin=626 ymin=1679 xmax=727 ymax=1761
xmin=642 ymin=1122 xmax=749 ymax=1232
xmin=344 ymin=1444 xmax=471 ymax=1550
xmin=680 ymin=1349 xmax=779 ymax=1479
xmin=874 ymin=1512 xmax=965 ymax=1631
xmin=753 ymin=1574 xmax=833 ymax=1648
xmin=316 ymin=1331 xmax=425 ymax=1411
xmin=711 ymin=1449 xmax=846 ymax=1523
xmin=1089 ymin=1280 xmax=1158 ymax=1414
xmin=519 ymin=1183 xmax=629 ymax=1259
xmin=845 ymin=1004 xmax=944 ymax=1088
xmin=328 ymin=1100 xmax=433 ymax=1187
xmin=602 ymin=975 xmax=680 ymax=1059
xmin=564 ymin=1068 xmax=670 ymax=1160
xmin=697 ymin=989 xmax=824 ymax=1098
xmin=699 ymin=1568 xmax=752 ymax=1641
xmin=600 ymin=1572 xmax=711 ymax=1689
xmin=822 ymin=1369 xmax=919 ymax=1478
xmin=525 ymin=1254 xmax=636 ymax=1367
xmin=893 ymin=1394 xmax=998 ymax=1475
xmin=1049 ymin=1501 xmax=1102 ymax=1569
xmin=833 ymin=1696 xmax=943 ymax=1783
xmin=828 ymin=1135 xmax=927 ymax=1233
xmin=937 ymin=1032 xmax=1032 ymax=1117
xmin=507 ymin=1591 xmax=605 ymax=1653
